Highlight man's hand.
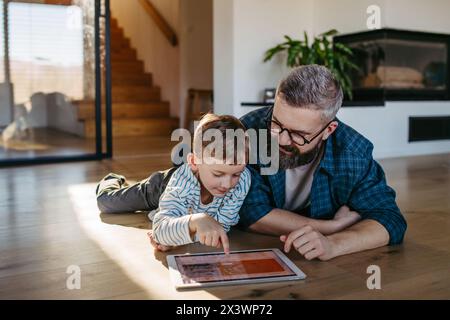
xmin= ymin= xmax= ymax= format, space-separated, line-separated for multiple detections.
xmin=189 ymin=213 xmax=230 ymax=254
xmin=147 ymin=231 xmax=173 ymax=252
xmin=280 ymin=225 xmax=335 ymax=261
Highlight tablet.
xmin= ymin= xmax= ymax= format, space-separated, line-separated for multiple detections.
xmin=167 ymin=248 xmax=306 ymax=289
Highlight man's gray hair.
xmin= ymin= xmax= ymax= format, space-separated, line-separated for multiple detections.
xmin=277 ymin=64 xmax=343 ymax=121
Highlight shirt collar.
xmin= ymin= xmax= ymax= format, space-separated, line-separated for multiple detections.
xmin=317 ymin=118 xmax=343 ymax=176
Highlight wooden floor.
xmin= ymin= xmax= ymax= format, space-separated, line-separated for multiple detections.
xmin=0 ymin=143 xmax=449 ymax=299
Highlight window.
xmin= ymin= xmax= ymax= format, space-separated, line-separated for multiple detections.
xmin=0 ymin=1 xmax=84 ymax=104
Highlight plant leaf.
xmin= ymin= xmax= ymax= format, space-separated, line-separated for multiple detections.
xmin=263 ymin=28 xmax=357 ymax=99
xmin=319 ymin=29 xmax=338 ymax=37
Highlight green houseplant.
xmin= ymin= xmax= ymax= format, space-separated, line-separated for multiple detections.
xmin=264 ymin=29 xmax=358 ymax=99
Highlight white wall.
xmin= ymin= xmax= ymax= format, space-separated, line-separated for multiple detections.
xmin=46 ymin=93 xmax=84 ymax=136
xmin=384 ymin=0 xmax=450 ymax=34
xmin=0 ymin=91 xmax=83 ymax=136
xmin=316 ymin=0 xmax=450 ymax=158
xmin=314 ymin=0 xmax=387 ymax=34
xmin=314 ymin=0 xmax=450 ymax=35
xmin=338 ymin=102 xmax=450 ymax=158
xmin=179 ymin=0 xmax=213 ymax=127
xmin=213 ymin=0 xmax=450 ymax=158
xmin=213 ymin=0 xmax=235 ymax=116
xmin=214 ymin=0 xmax=313 ymax=117
xmin=111 ymin=0 xmax=213 ymax=125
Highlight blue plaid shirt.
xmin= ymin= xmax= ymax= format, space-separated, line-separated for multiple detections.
xmin=238 ymin=106 xmax=407 ymax=245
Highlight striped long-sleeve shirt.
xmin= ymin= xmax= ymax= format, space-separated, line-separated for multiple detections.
xmin=151 ymin=164 xmax=251 ymax=246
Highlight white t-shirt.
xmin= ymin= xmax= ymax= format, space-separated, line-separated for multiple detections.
xmin=284 ymin=147 xmax=324 ymax=213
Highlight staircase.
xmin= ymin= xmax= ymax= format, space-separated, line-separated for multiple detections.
xmin=75 ymin=17 xmax=178 ymax=138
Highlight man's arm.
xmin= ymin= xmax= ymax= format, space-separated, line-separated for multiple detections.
xmin=249 ymin=206 xmax=361 ymax=236
xmin=249 ymin=208 xmax=327 ymax=235
xmin=326 ymin=219 xmax=389 ymax=259
xmin=281 ymin=155 xmax=405 ymax=260
xmin=281 ymin=219 xmax=390 ymax=261
xmin=346 ymin=158 xmax=407 ymax=245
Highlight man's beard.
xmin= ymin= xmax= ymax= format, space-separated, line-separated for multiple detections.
xmin=278 ymin=142 xmax=322 ymax=170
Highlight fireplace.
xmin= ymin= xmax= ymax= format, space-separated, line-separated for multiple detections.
xmin=334 ymin=28 xmax=450 ymax=104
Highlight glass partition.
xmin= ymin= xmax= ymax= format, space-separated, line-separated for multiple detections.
xmin=0 ymin=0 xmax=111 ymax=166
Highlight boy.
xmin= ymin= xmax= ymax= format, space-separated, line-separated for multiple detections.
xmin=96 ymin=114 xmax=251 ymax=253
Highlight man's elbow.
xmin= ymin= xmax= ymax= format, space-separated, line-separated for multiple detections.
xmin=387 ymin=215 xmax=407 ymax=245
xmin=367 ymin=212 xmax=407 ymax=246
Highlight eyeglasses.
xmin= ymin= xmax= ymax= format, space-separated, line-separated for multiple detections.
xmin=267 ymin=116 xmax=333 ymax=146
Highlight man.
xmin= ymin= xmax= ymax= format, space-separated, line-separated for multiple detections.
xmin=239 ymin=64 xmax=407 ymax=261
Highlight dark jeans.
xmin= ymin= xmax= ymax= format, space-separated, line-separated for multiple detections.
xmin=96 ymin=167 xmax=178 ymax=214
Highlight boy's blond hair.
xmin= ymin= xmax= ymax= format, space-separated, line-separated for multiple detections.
xmin=193 ymin=113 xmax=249 ymax=164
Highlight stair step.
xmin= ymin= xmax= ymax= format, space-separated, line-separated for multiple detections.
xmin=84 ymin=118 xmax=179 ymax=138
xmin=76 ymin=101 xmax=170 ymax=120
xmin=111 ymin=60 xmax=144 ymax=72
xmin=110 ymin=42 xmax=133 ymax=50
xmin=110 ymin=28 xmax=125 ymax=38
xmin=110 ymin=33 xmax=129 ymax=43
xmin=111 ymin=53 xmax=137 ymax=61
xmin=111 ymin=86 xmax=160 ymax=102
xmin=110 ymin=48 xmax=137 ymax=60
xmin=111 ymin=73 xmax=152 ymax=86
xmin=111 ymin=47 xmax=133 ymax=54
xmin=111 ymin=38 xmax=131 ymax=49
xmin=111 ymin=17 xmax=119 ymax=28
xmin=80 ymin=17 xmax=175 ymax=139
xmin=110 ymin=67 xmax=151 ymax=76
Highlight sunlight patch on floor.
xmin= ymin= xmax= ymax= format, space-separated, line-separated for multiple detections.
xmin=67 ymin=183 xmax=215 ymax=299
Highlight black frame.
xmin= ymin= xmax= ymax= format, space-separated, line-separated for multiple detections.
xmin=409 ymin=116 xmax=450 ymax=142
xmin=334 ymin=28 xmax=450 ymax=105
xmin=268 ymin=115 xmax=333 ymax=146
xmin=0 ymin=0 xmax=112 ymax=167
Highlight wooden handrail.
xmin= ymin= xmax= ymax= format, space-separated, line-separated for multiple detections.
xmin=138 ymin=0 xmax=178 ymax=47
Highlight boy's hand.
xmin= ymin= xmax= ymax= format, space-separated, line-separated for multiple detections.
xmin=147 ymin=231 xmax=173 ymax=252
xmin=189 ymin=213 xmax=230 ymax=254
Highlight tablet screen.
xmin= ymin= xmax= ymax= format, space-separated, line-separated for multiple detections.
xmin=174 ymin=250 xmax=297 ymax=284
